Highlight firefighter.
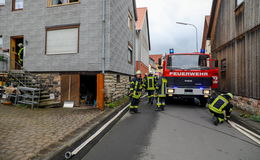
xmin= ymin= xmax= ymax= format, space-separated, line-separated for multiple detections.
xmin=155 ymin=75 xmax=167 ymax=111
xmin=145 ymin=72 xmax=156 ymax=104
xmin=208 ymin=93 xmax=234 ymax=126
xmin=17 ymin=43 xmax=24 ymax=66
xmin=129 ymin=70 xmax=143 ymax=113
xmin=143 ymin=73 xmax=148 ymax=91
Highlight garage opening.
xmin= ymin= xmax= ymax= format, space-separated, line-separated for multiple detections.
xmin=80 ymin=75 xmax=97 ymax=106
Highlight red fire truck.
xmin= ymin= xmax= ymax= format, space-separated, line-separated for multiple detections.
xmin=159 ymin=51 xmax=219 ymax=107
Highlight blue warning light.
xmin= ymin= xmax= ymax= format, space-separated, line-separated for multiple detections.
xmin=169 ymin=48 xmax=174 ymax=53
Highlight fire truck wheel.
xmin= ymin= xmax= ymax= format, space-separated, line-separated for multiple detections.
xmin=199 ymin=97 xmax=208 ymax=108
xmin=165 ymin=97 xmax=171 ymax=104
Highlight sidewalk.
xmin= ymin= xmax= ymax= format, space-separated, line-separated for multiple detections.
xmin=0 ymin=104 xmax=112 ymax=160
xmin=231 ymin=108 xmax=260 ymax=135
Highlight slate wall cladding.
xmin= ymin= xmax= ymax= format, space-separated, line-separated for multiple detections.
xmin=109 ymin=0 xmax=136 ymax=75
xmin=0 ymin=0 xmax=137 ymax=104
xmin=0 ymin=0 xmax=136 ymax=75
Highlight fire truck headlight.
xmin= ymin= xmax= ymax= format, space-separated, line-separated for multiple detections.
xmin=168 ymin=89 xmax=174 ymax=93
xmin=203 ymin=89 xmax=210 ymax=95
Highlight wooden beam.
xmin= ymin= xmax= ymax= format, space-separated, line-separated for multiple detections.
xmin=212 ymin=24 xmax=260 ymax=53
xmin=97 ymin=73 xmax=104 ymax=110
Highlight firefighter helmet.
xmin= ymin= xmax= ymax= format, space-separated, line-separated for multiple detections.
xmin=18 ymin=43 xmax=23 ymax=47
xmin=136 ymin=70 xmax=142 ymax=75
xmin=227 ymin=93 xmax=234 ymax=99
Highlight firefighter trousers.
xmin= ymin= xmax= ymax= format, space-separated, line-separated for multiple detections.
xmin=157 ymin=96 xmax=166 ymax=110
xmin=130 ymin=98 xmax=140 ymax=109
xmin=210 ymin=107 xmax=232 ymax=123
xmin=147 ymin=90 xmax=155 ymax=103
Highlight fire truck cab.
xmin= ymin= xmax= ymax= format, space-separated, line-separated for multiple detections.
xmin=160 ymin=51 xmax=219 ymax=107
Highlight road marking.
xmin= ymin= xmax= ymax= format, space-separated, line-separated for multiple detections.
xmin=228 ymin=120 xmax=260 ymax=145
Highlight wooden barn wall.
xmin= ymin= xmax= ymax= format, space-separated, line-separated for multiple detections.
xmin=213 ymin=0 xmax=260 ymax=99
xmin=216 ymin=29 xmax=260 ymax=99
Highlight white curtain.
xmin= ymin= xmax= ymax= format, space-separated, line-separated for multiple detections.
xmin=46 ymin=28 xmax=79 ymax=55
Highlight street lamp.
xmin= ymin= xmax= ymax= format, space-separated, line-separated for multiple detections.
xmin=176 ymin=22 xmax=199 ymax=52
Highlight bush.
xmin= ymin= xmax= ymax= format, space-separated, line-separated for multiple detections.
xmin=250 ymin=115 xmax=260 ymax=122
xmin=108 ymin=96 xmax=129 ymax=109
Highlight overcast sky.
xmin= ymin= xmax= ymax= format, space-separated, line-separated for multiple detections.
xmin=136 ymin=0 xmax=213 ymax=54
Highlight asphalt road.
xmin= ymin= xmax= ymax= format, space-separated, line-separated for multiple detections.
xmin=79 ymin=98 xmax=260 ymax=160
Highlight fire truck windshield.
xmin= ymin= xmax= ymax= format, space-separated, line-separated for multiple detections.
xmin=167 ymin=54 xmax=210 ymax=70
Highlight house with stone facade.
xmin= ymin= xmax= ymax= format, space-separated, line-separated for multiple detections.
xmin=0 ymin=0 xmax=138 ymax=108
xmin=207 ymin=0 xmax=260 ymax=115
xmin=135 ymin=7 xmax=151 ymax=78
xmin=149 ymin=54 xmax=163 ymax=75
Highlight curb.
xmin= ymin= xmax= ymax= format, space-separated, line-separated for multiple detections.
xmin=42 ymin=101 xmax=130 ymax=160
xmin=230 ymin=114 xmax=260 ymax=135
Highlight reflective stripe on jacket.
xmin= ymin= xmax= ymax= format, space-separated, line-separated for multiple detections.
xmin=146 ymin=76 xmax=156 ymax=90
xmin=209 ymin=95 xmax=229 ymax=114
xmin=156 ymin=77 xmax=167 ymax=97
xmin=18 ymin=48 xmax=24 ymax=63
xmin=130 ymin=77 xmax=143 ymax=99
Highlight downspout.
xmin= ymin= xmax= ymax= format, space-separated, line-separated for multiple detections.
xmin=139 ymin=31 xmax=141 ymax=71
xmin=134 ymin=30 xmax=137 ymax=75
xmin=102 ymin=0 xmax=106 ymax=74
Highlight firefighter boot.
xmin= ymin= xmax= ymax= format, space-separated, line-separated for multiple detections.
xmin=129 ymin=108 xmax=135 ymax=114
xmin=148 ymin=97 xmax=151 ymax=104
xmin=161 ymin=105 xmax=165 ymax=111
xmin=155 ymin=106 xmax=161 ymax=111
xmin=212 ymin=116 xmax=219 ymax=126
xmin=150 ymin=97 xmax=154 ymax=105
xmin=134 ymin=108 xmax=139 ymax=113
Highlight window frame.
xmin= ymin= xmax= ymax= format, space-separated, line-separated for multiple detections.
xmin=220 ymin=58 xmax=227 ymax=78
xmin=128 ymin=11 xmax=134 ymax=32
xmin=0 ymin=36 xmax=3 ymax=49
xmin=12 ymin=0 xmax=23 ymax=11
xmin=48 ymin=0 xmax=80 ymax=7
xmin=0 ymin=0 xmax=5 ymax=6
xmin=128 ymin=43 xmax=133 ymax=64
xmin=45 ymin=25 xmax=80 ymax=55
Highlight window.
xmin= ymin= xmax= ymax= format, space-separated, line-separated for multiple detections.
xmin=116 ymin=75 xmax=120 ymax=83
xmin=215 ymin=60 xmax=219 ymax=68
xmin=128 ymin=44 xmax=133 ymax=64
xmin=0 ymin=36 xmax=3 ymax=49
xmin=128 ymin=12 xmax=134 ymax=31
xmin=0 ymin=0 xmax=5 ymax=6
xmin=48 ymin=0 xmax=79 ymax=7
xmin=12 ymin=0 xmax=23 ymax=10
xmin=167 ymin=54 xmax=210 ymax=69
xmin=221 ymin=59 xmax=226 ymax=78
xmin=236 ymin=0 xmax=244 ymax=7
xmin=46 ymin=26 xmax=79 ymax=55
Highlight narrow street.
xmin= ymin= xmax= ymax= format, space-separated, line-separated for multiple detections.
xmin=69 ymin=98 xmax=260 ymax=160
